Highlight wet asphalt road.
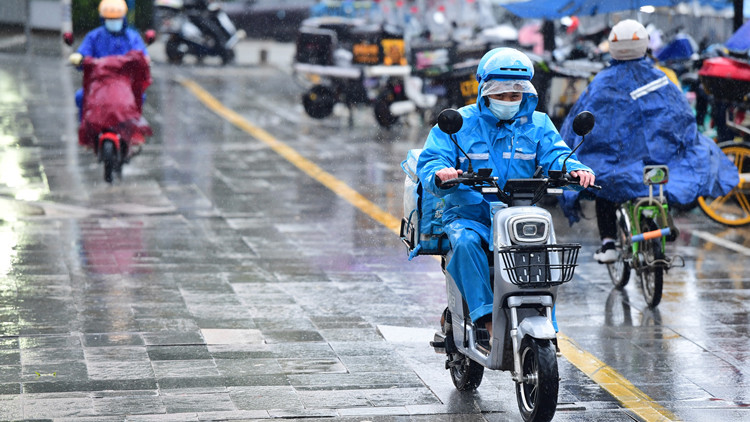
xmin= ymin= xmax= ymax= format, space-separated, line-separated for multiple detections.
xmin=0 ymin=32 xmax=749 ymax=421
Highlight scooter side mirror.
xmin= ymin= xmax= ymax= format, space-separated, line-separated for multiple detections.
xmin=437 ymin=108 xmax=473 ymax=172
xmin=558 ymin=110 xmax=595 ymax=176
xmin=572 ymin=110 xmax=595 ymax=137
xmin=437 ymin=108 xmax=463 ymax=135
xmin=62 ymin=32 xmax=74 ymax=46
xmin=144 ymin=29 xmax=157 ymax=45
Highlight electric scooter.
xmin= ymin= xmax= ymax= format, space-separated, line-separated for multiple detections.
xmin=64 ymin=32 xmax=156 ymax=184
xmin=429 ymin=109 xmax=598 ymax=422
xmin=154 ymin=0 xmax=245 ymax=65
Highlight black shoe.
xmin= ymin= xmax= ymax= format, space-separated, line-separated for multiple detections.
xmin=594 ymin=242 xmax=617 ymax=263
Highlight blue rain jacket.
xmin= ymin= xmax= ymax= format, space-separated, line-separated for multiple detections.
xmin=416 ymin=87 xmax=592 ymax=322
xmin=77 ymin=21 xmax=149 ymax=59
xmin=418 ymin=90 xmax=592 ymax=227
xmin=558 ymin=57 xmax=739 ymax=224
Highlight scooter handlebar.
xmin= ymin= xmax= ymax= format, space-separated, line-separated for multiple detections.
xmin=562 ymin=173 xmax=602 ymax=190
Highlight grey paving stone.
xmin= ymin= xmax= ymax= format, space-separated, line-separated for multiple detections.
xmin=141 ymin=331 xmax=205 ymax=346
xmin=82 ymin=333 xmax=145 ymax=347
xmin=288 ymin=372 xmax=425 ymax=391
xmin=147 ymin=345 xmax=211 ymax=361
xmin=215 ymin=358 xmax=284 ymax=377
xmin=162 ymin=390 xmax=235 ymax=413
xmin=152 ymin=359 xmax=220 ymax=378
xmin=277 ymin=358 xmax=348 ymax=375
xmin=229 ymin=385 xmax=305 ymax=411
xmin=22 ymin=395 xmax=94 ymax=419
xmin=86 ymin=361 xmax=154 ymax=381
xmin=261 ymin=330 xmax=326 ymax=344
xmin=90 ymin=390 xmax=166 ymax=416
xmin=0 ymin=394 xmax=22 ymax=420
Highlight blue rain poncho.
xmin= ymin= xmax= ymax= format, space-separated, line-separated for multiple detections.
xmin=558 ymin=57 xmax=739 ymax=224
xmin=77 ymin=20 xmax=149 ymax=59
xmin=417 ymin=79 xmax=592 ymax=322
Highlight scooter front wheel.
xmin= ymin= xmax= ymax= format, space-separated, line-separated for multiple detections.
xmin=516 ymin=337 xmax=558 ymax=422
xmin=101 ymin=140 xmax=117 ymax=184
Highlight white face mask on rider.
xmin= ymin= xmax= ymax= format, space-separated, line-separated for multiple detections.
xmin=105 ymin=19 xmax=124 ymax=33
xmin=487 ymin=98 xmax=521 ymax=121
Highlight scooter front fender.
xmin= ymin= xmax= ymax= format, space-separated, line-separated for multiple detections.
xmin=515 ymin=315 xmax=556 ymax=346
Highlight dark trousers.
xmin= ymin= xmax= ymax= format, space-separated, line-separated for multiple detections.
xmin=595 ymin=197 xmax=618 ymax=241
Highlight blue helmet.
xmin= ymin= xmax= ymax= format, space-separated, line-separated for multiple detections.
xmin=476 ymin=47 xmax=534 ymax=84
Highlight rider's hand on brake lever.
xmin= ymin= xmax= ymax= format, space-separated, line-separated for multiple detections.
xmin=435 ymin=167 xmax=463 ymax=188
xmin=570 ymin=170 xmax=595 ymax=188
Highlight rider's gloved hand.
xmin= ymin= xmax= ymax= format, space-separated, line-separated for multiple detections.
xmin=435 ymin=167 xmax=463 ymax=188
xmin=570 ymin=170 xmax=596 ymax=188
xmin=68 ymin=52 xmax=83 ymax=66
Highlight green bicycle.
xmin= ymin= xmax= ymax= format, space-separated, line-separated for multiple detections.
xmin=607 ymin=165 xmax=684 ymax=307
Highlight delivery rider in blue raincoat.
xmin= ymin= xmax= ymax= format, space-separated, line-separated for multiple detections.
xmin=416 ymin=47 xmax=596 ymax=337
xmin=69 ymin=0 xmax=150 ymax=119
xmin=558 ymin=19 xmax=739 ymax=263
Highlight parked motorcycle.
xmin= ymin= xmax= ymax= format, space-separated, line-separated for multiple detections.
xmin=154 ymin=0 xmax=245 ymax=65
xmin=402 ymin=109 xmax=598 ymax=422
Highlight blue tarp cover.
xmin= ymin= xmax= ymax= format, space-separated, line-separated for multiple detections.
xmin=501 ymin=0 xmax=732 ymax=19
xmin=557 ymin=57 xmax=739 ymax=224
xmin=655 ymin=36 xmax=695 ymax=62
xmin=726 ymin=18 xmax=750 ymax=52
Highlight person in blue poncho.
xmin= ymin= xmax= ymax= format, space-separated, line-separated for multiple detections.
xmin=417 ymin=47 xmax=596 ymax=341
xmin=558 ymin=19 xmax=739 ymax=263
xmin=69 ymin=0 xmax=149 ymax=120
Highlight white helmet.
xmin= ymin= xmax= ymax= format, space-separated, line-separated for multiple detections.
xmin=608 ymin=19 xmax=649 ymax=61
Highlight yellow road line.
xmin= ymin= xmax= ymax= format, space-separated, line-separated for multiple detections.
xmin=179 ymin=77 xmax=678 ymax=422
xmin=558 ymin=333 xmax=677 ymax=421
xmin=179 ymin=77 xmax=400 ymax=234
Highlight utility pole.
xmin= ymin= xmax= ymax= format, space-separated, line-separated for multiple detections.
xmin=61 ymin=0 xmax=73 ymax=55
xmin=24 ymin=0 xmax=31 ymax=54
xmin=735 ymin=0 xmax=744 ymax=32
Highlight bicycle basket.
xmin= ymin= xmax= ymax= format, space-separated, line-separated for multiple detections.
xmin=498 ymin=243 xmax=581 ymax=288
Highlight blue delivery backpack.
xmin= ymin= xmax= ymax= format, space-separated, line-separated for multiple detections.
xmin=399 ymin=149 xmax=450 ymax=260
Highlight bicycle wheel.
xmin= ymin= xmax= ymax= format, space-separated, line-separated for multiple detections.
xmin=638 ymin=219 xmax=664 ymax=308
xmin=607 ymin=207 xmax=631 ymax=288
xmin=697 ymin=141 xmax=750 ymax=226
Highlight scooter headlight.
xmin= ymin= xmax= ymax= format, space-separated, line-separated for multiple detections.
xmin=508 ymin=216 xmax=549 ymax=244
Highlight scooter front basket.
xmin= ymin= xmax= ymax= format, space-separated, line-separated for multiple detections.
xmin=498 ymin=243 xmax=580 ymax=288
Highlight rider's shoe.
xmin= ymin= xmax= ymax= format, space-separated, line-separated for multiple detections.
xmin=594 ymin=242 xmax=617 ymax=263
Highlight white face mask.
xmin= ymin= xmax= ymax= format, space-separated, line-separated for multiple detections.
xmin=105 ymin=18 xmax=124 ymax=33
xmin=487 ymin=98 xmax=521 ymax=121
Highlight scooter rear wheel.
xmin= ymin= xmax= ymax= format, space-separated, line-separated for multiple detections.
xmin=515 ymin=337 xmax=558 ymax=422
xmin=166 ymin=38 xmax=185 ymax=64
xmin=302 ymin=85 xmax=335 ymax=119
xmin=373 ymin=90 xmax=399 ymax=128
xmin=448 ymin=352 xmax=483 ymax=391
